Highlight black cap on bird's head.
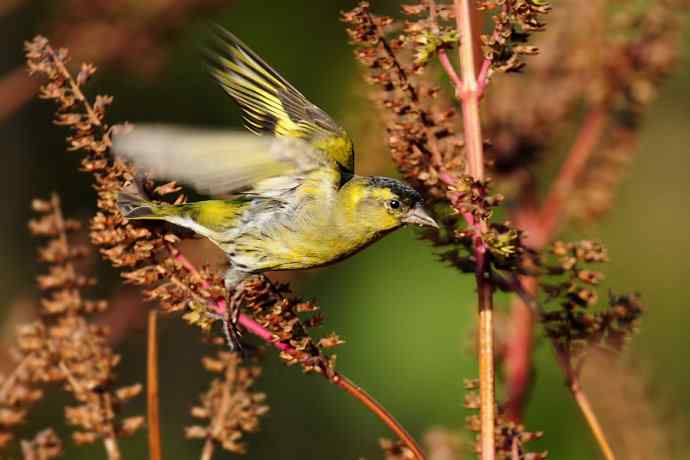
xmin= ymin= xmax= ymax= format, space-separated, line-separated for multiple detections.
xmin=366 ymin=176 xmax=439 ymax=229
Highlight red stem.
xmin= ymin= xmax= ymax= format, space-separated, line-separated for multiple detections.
xmin=453 ymin=2 xmax=495 ymax=459
xmin=504 ymin=109 xmax=608 ymax=420
xmin=503 ymin=277 xmax=536 ymax=421
xmin=147 ymin=309 xmax=163 ymax=460
xmin=438 ymin=49 xmax=463 ymax=92
xmin=536 ymin=109 xmax=607 ymax=246
xmin=174 ymin=254 xmax=427 ymax=460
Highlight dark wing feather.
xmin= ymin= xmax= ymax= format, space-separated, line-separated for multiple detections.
xmin=205 ymin=26 xmax=355 ymax=172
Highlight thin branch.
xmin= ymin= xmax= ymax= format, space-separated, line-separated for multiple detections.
xmin=431 ymin=1 xmax=497 ymax=456
xmin=506 ymin=274 xmax=616 ymax=460
xmin=477 ymin=58 xmax=491 ymax=96
xmin=454 ymin=2 xmax=495 ymax=459
xmin=456 ymin=0 xmax=485 ymax=179
xmin=0 ymin=357 xmax=29 ymax=402
xmin=174 ymin=254 xmax=427 ymax=460
xmin=57 ymin=360 xmax=122 ymax=460
xmin=504 ymin=278 xmax=537 ymax=421
xmin=147 ymin=309 xmax=163 ymax=460
xmin=536 ymin=109 xmax=608 ymax=246
xmin=505 ymin=109 xmax=608 ymax=420
xmin=554 ymin=353 xmax=616 ymax=460
xmin=438 ymin=49 xmax=464 ymax=91
xmin=103 ymin=436 xmax=122 ymax=460
xmin=199 ymin=362 xmax=233 ymax=460
xmin=428 ymin=0 xmax=464 ymax=92
xmin=45 ymin=47 xmax=102 ymax=127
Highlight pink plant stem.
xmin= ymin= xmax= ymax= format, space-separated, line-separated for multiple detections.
xmin=173 ymin=254 xmax=427 ymax=460
xmin=504 ymin=277 xmax=536 ymax=421
xmin=536 ymin=109 xmax=607 ymax=245
xmin=477 ymin=59 xmax=491 ymax=96
xmin=501 ymin=108 xmax=618 ymax=460
xmin=174 ymin=255 xmax=293 ymax=353
xmin=453 ymin=2 xmax=495 ymax=459
xmin=504 ymin=109 xmax=608 ymax=421
xmin=438 ymin=49 xmax=464 ymax=92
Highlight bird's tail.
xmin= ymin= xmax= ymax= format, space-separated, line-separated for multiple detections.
xmin=117 ymin=188 xmax=164 ymax=220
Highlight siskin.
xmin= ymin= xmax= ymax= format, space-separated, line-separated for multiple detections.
xmin=113 ymin=27 xmax=438 ymax=350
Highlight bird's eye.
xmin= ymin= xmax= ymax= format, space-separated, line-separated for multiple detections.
xmin=389 ymin=199 xmax=401 ymax=210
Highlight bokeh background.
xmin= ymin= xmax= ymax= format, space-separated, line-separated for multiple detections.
xmin=1 ymin=1 xmax=690 ymax=459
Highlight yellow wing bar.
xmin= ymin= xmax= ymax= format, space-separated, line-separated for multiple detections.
xmin=206 ymin=26 xmax=355 ymax=172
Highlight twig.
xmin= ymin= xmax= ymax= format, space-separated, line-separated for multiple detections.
xmin=507 ymin=274 xmax=617 ymax=460
xmin=504 ymin=109 xmax=613 ymax=453
xmin=535 ymin=109 xmax=607 ymax=246
xmin=199 ymin=361 xmax=234 ymax=460
xmin=455 ymin=0 xmax=485 ymax=179
xmin=504 ymin=278 xmax=537 ymax=421
xmin=174 ymin=254 xmax=427 ymax=460
xmin=428 ymin=0 xmax=463 ymax=93
xmin=433 ymin=0 xmax=495 ymax=455
xmin=57 ymin=360 xmax=122 ymax=460
xmin=45 ymin=47 xmax=103 ymax=127
xmin=147 ymin=309 xmax=163 ymax=460
xmin=475 ymin=250 xmax=495 ymax=460
xmin=453 ymin=2 xmax=495 ymax=459
xmin=554 ymin=353 xmax=616 ymax=460
xmin=103 ymin=428 xmax=122 ymax=460
xmin=0 ymin=357 xmax=29 ymax=402
xmin=438 ymin=49 xmax=463 ymax=91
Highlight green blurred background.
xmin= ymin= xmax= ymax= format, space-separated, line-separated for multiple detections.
xmin=1 ymin=1 xmax=689 ymax=459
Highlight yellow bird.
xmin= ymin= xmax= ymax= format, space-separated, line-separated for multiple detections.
xmin=113 ymin=27 xmax=438 ymax=349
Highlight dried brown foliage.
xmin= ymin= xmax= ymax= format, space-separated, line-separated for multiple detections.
xmin=20 ymin=429 xmax=63 ymax=460
xmin=0 ymin=194 xmax=143 ymax=458
xmin=186 ymin=351 xmax=268 ymax=455
xmin=464 ymin=380 xmax=545 ymax=460
xmin=540 ymin=241 xmax=645 ymax=364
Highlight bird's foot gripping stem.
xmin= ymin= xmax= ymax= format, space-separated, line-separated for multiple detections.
xmin=222 ymin=288 xmax=245 ymax=356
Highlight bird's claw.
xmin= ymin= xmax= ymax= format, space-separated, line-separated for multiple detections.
xmin=221 ymin=287 xmax=246 ymax=357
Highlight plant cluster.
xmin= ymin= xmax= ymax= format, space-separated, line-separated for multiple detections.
xmin=0 ymin=194 xmax=142 ymax=459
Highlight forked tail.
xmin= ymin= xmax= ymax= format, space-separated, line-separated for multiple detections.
xmin=117 ymin=189 xmax=161 ymax=220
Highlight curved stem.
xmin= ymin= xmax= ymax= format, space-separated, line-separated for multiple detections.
xmin=175 ymin=254 xmax=427 ymax=460
xmin=536 ymin=109 xmax=607 ymax=246
xmin=509 ymin=275 xmax=617 ymax=460
xmin=147 ymin=309 xmax=163 ymax=460
xmin=555 ymin=353 xmax=616 ymax=460
xmin=333 ymin=374 xmax=426 ymax=460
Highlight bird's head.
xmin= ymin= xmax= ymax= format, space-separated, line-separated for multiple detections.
xmin=341 ymin=176 xmax=439 ymax=233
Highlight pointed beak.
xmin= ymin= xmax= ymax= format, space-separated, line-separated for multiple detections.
xmin=402 ymin=204 xmax=439 ymax=229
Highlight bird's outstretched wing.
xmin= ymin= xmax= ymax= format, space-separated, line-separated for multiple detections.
xmin=111 ymin=125 xmax=331 ymax=197
xmin=113 ymin=27 xmax=353 ymax=198
xmin=206 ymin=26 xmax=354 ymax=173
